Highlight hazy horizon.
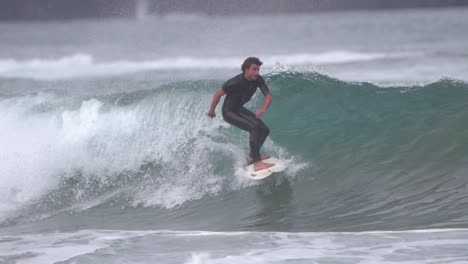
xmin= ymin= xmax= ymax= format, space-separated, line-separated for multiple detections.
xmin=1 ymin=0 xmax=468 ymax=21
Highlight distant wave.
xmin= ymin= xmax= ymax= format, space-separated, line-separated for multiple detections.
xmin=0 ymin=51 xmax=419 ymax=80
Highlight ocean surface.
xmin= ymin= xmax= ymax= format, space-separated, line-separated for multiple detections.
xmin=1 ymin=7 xmax=468 ymax=264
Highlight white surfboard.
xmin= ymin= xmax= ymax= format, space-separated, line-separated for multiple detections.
xmin=246 ymin=157 xmax=288 ymax=180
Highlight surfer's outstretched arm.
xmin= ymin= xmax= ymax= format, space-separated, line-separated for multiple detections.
xmin=207 ymin=87 xmax=225 ymax=118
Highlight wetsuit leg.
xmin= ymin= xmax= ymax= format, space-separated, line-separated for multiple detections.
xmin=239 ymin=107 xmax=270 ymax=150
xmin=222 ymin=109 xmax=266 ymax=162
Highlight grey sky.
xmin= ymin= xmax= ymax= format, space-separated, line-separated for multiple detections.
xmin=1 ymin=0 xmax=468 ymax=20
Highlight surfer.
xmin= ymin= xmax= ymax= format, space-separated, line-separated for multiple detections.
xmin=207 ymin=57 xmax=274 ymax=171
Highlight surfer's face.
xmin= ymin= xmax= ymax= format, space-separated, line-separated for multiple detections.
xmin=245 ymin=64 xmax=260 ymax=80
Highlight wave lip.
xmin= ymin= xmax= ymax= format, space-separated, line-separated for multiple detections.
xmin=0 ymin=51 xmax=419 ymax=80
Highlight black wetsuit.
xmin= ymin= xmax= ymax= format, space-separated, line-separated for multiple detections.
xmin=221 ymin=73 xmax=271 ymax=163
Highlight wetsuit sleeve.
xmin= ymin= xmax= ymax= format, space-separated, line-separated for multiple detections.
xmin=257 ymin=75 xmax=271 ymax=96
xmin=221 ymin=78 xmax=236 ymax=94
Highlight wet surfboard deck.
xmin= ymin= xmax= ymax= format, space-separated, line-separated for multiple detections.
xmin=246 ymin=157 xmax=288 ymax=180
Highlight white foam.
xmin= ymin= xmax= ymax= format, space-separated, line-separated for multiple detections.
xmin=0 ymin=86 xmax=302 ymax=221
xmin=2 ymin=228 xmax=467 ymax=264
xmin=0 ymin=51 xmax=419 ymax=80
xmin=181 ymin=229 xmax=468 ymax=264
xmin=0 ymin=90 xmax=219 ymax=218
xmin=0 ymin=230 xmax=148 ymax=264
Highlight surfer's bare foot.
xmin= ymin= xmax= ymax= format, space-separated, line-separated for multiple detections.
xmin=248 ymin=154 xmax=271 ymax=164
xmin=253 ymin=161 xmax=274 ymax=171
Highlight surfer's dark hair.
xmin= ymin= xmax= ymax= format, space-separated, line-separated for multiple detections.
xmin=242 ymin=57 xmax=263 ymax=72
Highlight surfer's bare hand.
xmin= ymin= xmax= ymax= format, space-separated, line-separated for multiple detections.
xmin=255 ymin=109 xmax=265 ymax=118
xmin=207 ymin=111 xmax=216 ymax=118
